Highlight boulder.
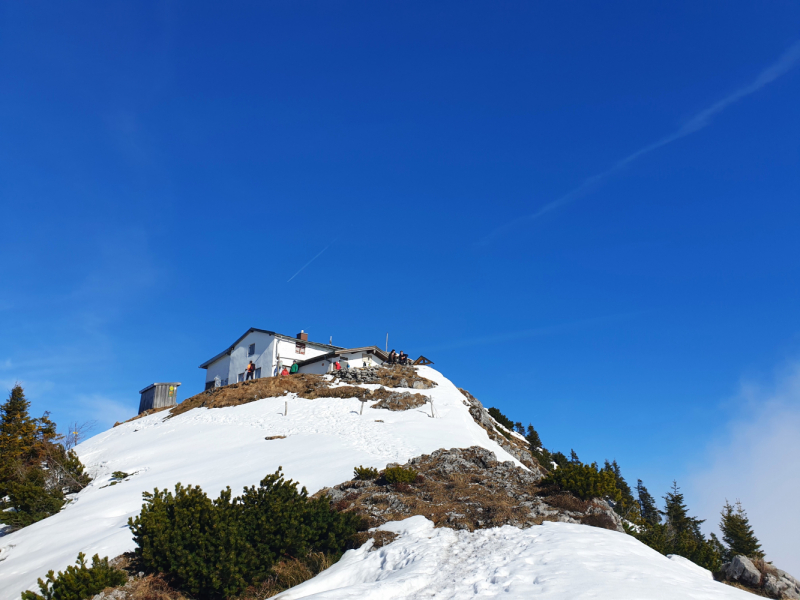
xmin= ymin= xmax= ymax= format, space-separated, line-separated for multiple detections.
xmin=724 ymin=555 xmax=762 ymax=587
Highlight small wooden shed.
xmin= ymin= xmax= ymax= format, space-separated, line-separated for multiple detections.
xmin=138 ymin=382 xmax=181 ymax=415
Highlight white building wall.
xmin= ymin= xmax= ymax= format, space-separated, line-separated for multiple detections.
xmin=228 ymin=331 xmax=276 ymax=383
xmin=275 ymin=338 xmax=329 ymax=373
xmin=205 ymin=332 xmax=336 ymax=385
xmin=205 ymin=357 xmax=230 ymax=386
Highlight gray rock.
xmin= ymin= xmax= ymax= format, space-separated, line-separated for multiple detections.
xmin=399 ymin=378 xmax=409 ymax=387
xmin=725 ymin=555 xmax=762 ymax=587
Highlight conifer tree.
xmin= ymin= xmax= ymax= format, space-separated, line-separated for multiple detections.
xmin=636 ymin=479 xmax=661 ymax=526
xmin=569 ymin=449 xmax=581 ymax=465
xmin=662 ymin=481 xmax=702 ymax=535
xmin=602 ymin=460 xmax=635 ymax=518
xmin=0 ymin=385 xmax=89 ymax=530
xmin=525 ymin=424 xmax=542 ymax=450
xmin=551 ymin=451 xmax=569 ymax=469
xmin=720 ymin=500 xmax=763 ymax=559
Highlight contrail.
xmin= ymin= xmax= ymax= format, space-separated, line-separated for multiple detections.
xmin=287 ymin=244 xmax=331 ymax=282
xmin=422 ymin=310 xmax=647 ymax=352
xmin=479 ymin=41 xmax=800 ymax=246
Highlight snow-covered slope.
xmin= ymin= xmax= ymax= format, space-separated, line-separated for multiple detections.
xmin=277 ymin=517 xmax=754 ymax=600
xmin=0 ymin=366 xmax=753 ymax=600
xmin=0 ymin=367 xmax=517 ymax=600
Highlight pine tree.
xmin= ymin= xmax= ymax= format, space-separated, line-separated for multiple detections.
xmin=569 ymin=449 xmax=581 ymax=465
xmin=662 ymin=481 xmax=702 ymax=535
xmin=720 ymin=500 xmax=763 ymax=559
xmin=602 ymin=460 xmax=635 ymax=518
xmin=636 ymin=479 xmax=661 ymax=526
xmin=551 ymin=451 xmax=569 ymax=469
xmin=0 ymin=385 xmax=89 ymax=531
xmin=525 ymin=424 xmax=542 ymax=450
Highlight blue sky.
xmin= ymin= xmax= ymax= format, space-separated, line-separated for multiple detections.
xmin=1 ymin=0 xmax=799 ymax=566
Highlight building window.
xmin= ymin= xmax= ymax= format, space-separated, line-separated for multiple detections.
xmin=248 ymin=343 xmax=255 ymax=356
xmin=255 ymin=367 xmax=262 ymax=379
xmin=238 ymin=372 xmax=245 ymax=383
xmin=295 ymin=342 xmax=306 ymax=355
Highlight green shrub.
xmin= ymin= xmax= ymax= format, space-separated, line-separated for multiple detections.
xmin=353 ymin=466 xmax=379 ymax=480
xmin=383 ymin=466 xmax=418 ymax=484
xmin=542 ymin=462 xmax=622 ymax=502
xmin=487 ymin=407 xmax=514 ymax=431
xmin=21 ymin=552 xmax=128 ymax=600
xmin=111 ymin=471 xmax=129 ymax=480
xmin=128 ymin=468 xmax=363 ymax=600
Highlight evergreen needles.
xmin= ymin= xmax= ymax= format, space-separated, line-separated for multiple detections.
xmin=720 ymin=500 xmax=763 ymax=560
xmin=20 ymin=553 xmax=127 ymax=600
xmin=0 ymin=385 xmax=91 ymax=531
xmin=128 ymin=468 xmax=363 ymax=600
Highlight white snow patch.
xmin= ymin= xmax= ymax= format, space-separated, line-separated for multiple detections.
xmin=278 ymin=517 xmax=752 ymax=600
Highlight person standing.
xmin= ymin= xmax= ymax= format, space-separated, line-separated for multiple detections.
xmin=290 ymin=360 xmax=299 ymax=375
xmin=245 ymin=361 xmax=255 ymax=380
xmin=334 ymin=360 xmax=341 ymax=372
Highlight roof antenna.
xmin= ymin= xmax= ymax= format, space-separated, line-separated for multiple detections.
xmin=329 ymin=336 xmax=332 ymax=345
xmin=385 ymin=333 xmax=388 ymax=352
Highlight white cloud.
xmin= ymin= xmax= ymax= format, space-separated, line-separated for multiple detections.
xmin=688 ymin=361 xmax=800 ymax=576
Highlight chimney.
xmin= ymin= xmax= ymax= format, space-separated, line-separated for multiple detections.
xmin=297 ymin=330 xmax=308 ymax=341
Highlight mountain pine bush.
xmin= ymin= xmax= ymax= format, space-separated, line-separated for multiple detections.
xmin=353 ymin=466 xmax=379 ymax=480
xmin=541 ymin=461 xmax=622 ymax=502
xmin=21 ymin=552 xmax=127 ymax=600
xmin=487 ymin=407 xmax=514 ymax=431
xmin=383 ymin=466 xmax=418 ymax=484
xmin=128 ymin=468 xmax=363 ymax=600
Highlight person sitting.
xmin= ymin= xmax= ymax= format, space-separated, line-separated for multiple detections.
xmin=290 ymin=360 xmax=299 ymax=375
xmin=398 ymin=351 xmax=407 ymax=365
xmin=388 ymin=349 xmax=397 ymax=364
xmin=334 ymin=360 xmax=341 ymax=371
xmin=280 ymin=367 xmax=289 ymax=376
xmin=245 ymin=361 xmax=256 ymax=381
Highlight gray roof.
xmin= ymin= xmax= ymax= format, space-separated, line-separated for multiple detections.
xmin=199 ymin=328 xmax=342 ymax=369
xmin=296 ymin=346 xmax=389 ymax=368
xmin=139 ymin=382 xmax=181 ymax=394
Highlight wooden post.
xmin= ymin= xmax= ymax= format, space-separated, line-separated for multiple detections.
xmin=360 ymin=400 xmax=364 ymax=415
xmin=284 ymin=401 xmax=288 ymax=416
xmin=430 ymin=397 xmax=434 ymax=418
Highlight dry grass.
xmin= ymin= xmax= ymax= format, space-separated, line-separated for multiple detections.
xmin=541 ymin=492 xmax=590 ymax=513
xmin=231 ymin=553 xmax=335 ymax=600
xmin=123 ymin=371 xmax=434 ymax=424
xmin=370 ymin=389 xmax=429 ymax=411
xmin=102 ymin=551 xmax=337 ymax=600
xmin=368 ymin=366 xmax=436 ymax=389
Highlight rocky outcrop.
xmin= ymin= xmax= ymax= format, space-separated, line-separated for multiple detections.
xmin=722 ymin=555 xmax=762 ymax=587
xmin=720 ymin=555 xmax=800 ymax=599
xmin=320 ymin=446 xmax=623 ymax=534
xmin=458 ymin=388 xmax=546 ymax=475
xmin=335 ymin=365 xmax=436 ymax=389
xmin=371 ymin=390 xmax=429 ymax=411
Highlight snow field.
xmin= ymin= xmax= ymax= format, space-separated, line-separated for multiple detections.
xmin=0 ymin=367 xmax=519 ymax=600
xmin=278 ymin=516 xmax=754 ymax=600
